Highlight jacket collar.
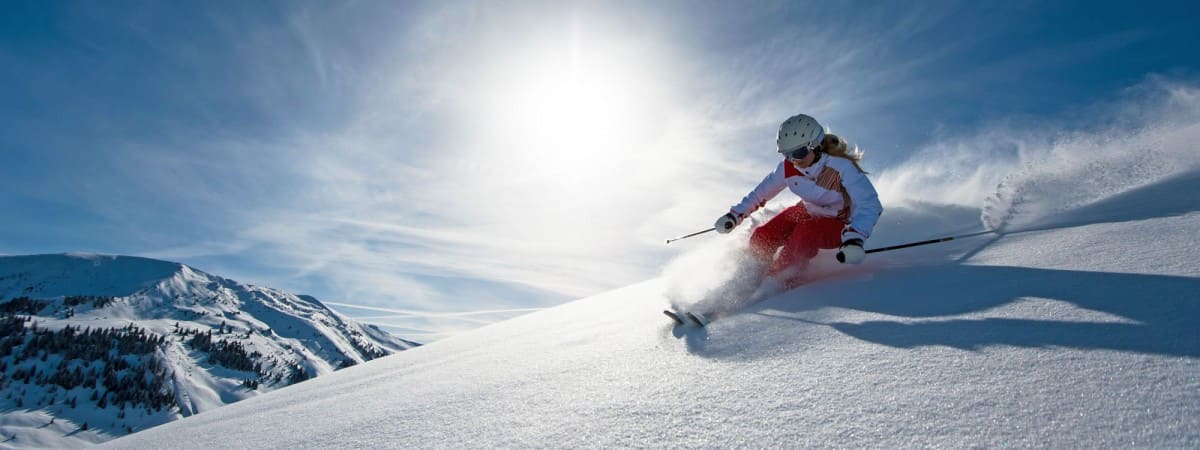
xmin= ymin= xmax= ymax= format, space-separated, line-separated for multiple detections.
xmin=791 ymin=152 xmax=827 ymax=178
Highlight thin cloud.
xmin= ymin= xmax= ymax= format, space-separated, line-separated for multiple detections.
xmin=323 ymin=301 xmax=544 ymax=319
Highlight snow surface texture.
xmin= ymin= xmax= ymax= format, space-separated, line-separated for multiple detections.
xmin=105 ymin=87 xmax=1199 ymax=448
xmin=0 ymin=255 xmax=416 ymax=448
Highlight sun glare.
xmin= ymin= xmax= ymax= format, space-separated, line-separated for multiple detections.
xmin=477 ymin=26 xmax=656 ymax=192
xmin=514 ymin=71 xmax=633 ymax=168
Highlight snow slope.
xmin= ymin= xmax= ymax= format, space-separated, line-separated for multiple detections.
xmin=104 ymin=167 xmax=1200 ymax=447
xmin=90 ymin=83 xmax=1200 ymax=447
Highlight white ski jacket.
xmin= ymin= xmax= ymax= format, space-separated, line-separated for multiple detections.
xmin=730 ymin=154 xmax=883 ymax=243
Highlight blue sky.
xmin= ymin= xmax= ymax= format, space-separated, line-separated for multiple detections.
xmin=2 ymin=0 xmax=1198 ymax=340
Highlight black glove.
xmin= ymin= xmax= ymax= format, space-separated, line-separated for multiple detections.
xmin=836 ymin=238 xmax=865 ymax=264
xmin=714 ymin=212 xmax=742 ymax=234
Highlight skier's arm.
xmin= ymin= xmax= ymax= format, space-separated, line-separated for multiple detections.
xmin=729 ymin=161 xmax=787 ymax=218
xmin=839 ymin=166 xmax=883 ymax=242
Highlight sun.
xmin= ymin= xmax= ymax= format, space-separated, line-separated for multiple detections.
xmin=519 ymin=70 xmax=626 ymax=152
xmin=475 ymin=30 xmax=653 ymax=190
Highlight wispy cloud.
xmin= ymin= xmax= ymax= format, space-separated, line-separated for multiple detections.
xmin=323 ymin=301 xmax=543 ymax=320
xmin=323 ymin=300 xmax=548 ymax=343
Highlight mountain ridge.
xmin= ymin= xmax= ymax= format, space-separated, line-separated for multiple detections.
xmin=0 ymin=253 xmax=418 ymax=448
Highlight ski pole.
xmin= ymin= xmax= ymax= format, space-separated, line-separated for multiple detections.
xmin=665 ymin=227 xmax=716 ymax=244
xmin=865 ymin=230 xmax=995 ymax=254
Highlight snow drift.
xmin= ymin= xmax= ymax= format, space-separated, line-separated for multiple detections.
xmin=874 ymin=78 xmax=1200 ymax=232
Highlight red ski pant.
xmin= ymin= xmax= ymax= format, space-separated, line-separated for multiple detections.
xmin=749 ymin=203 xmax=846 ymax=275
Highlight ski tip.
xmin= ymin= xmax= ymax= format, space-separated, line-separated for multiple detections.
xmin=663 ymin=309 xmax=686 ymax=325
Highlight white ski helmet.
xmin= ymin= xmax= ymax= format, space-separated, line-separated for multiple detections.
xmin=776 ymin=114 xmax=825 ymax=157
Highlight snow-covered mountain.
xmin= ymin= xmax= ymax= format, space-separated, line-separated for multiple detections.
xmin=0 ymin=254 xmax=418 ymax=447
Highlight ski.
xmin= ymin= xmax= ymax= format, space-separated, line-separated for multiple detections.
xmin=686 ymin=311 xmax=712 ymax=327
xmin=664 ymin=309 xmax=717 ymax=327
xmin=663 ymin=309 xmax=687 ymax=325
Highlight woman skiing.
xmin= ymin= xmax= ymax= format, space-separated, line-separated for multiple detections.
xmin=715 ymin=113 xmax=883 ymax=289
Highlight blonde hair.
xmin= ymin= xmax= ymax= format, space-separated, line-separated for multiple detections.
xmin=820 ymin=133 xmax=867 ymax=173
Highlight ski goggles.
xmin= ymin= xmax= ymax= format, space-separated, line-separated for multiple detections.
xmin=782 ymin=145 xmax=815 ymax=161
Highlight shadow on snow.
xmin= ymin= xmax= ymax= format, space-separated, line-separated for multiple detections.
xmin=677 ymin=168 xmax=1200 ymax=359
xmin=761 ymin=263 xmax=1200 ymax=358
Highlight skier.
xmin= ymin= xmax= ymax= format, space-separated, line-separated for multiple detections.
xmin=715 ymin=113 xmax=883 ymax=290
